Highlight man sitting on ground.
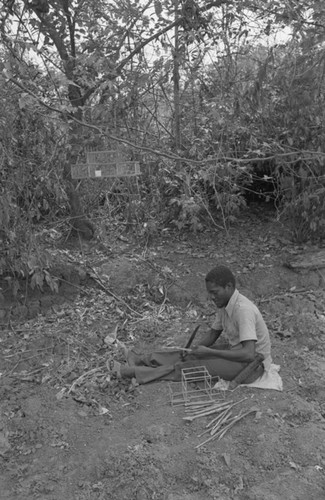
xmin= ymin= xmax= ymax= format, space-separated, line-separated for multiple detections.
xmin=113 ymin=265 xmax=272 ymax=385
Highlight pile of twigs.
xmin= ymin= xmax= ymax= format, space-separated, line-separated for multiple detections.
xmin=182 ymin=398 xmax=258 ymax=448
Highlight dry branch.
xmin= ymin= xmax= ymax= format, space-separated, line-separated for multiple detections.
xmin=195 ymin=408 xmax=258 ymax=449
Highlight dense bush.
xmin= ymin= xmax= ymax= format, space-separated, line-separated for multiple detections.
xmin=283 ymin=187 xmax=325 ymax=243
xmin=0 ymin=0 xmax=325 ymax=279
xmin=0 ymin=76 xmax=67 ymax=291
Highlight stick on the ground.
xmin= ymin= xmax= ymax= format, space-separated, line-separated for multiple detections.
xmin=185 ymin=400 xmax=229 ymax=412
xmin=183 ymin=402 xmax=231 ymax=421
xmin=217 ymin=409 xmax=256 ymax=440
xmin=210 ymin=410 xmax=232 ymax=435
xmin=68 ymin=367 xmax=103 ymax=394
xmin=184 ymin=398 xmax=247 ymax=421
xmin=195 ymin=408 xmax=257 ymax=449
xmin=87 ymin=265 xmax=142 ymax=316
xmin=207 ymin=398 xmax=247 ymax=423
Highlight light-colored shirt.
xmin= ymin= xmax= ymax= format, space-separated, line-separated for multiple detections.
xmin=211 ymin=289 xmax=272 ymax=370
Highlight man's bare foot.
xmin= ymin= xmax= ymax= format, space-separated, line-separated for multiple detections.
xmin=125 ymin=350 xmax=142 ymax=366
xmin=107 ymin=360 xmax=122 ymax=378
xmin=107 ymin=360 xmax=136 ymax=379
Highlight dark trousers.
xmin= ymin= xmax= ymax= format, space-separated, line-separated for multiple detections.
xmin=128 ymin=347 xmax=264 ymax=385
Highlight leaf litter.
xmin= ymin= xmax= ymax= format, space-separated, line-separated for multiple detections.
xmin=1 ymin=260 xmax=186 ymax=420
xmin=1 ymin=217 xmax=325 ymax=499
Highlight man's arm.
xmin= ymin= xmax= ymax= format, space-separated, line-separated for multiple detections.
xmin=191 ymin=340 xmax=256 ymax=363
xmin=196 ymin=328 xmax=223 ymax=347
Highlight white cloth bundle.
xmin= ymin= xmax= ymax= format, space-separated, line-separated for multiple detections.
xmin=213 ymin=364 xmax=283 ymax=391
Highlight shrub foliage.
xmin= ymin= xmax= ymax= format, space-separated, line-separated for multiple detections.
xmin=0 ymin=0 xmax=325 ymax=289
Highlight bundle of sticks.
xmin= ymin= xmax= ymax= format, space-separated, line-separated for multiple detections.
xmin=182 ymin=398 xmax=258 ymax=449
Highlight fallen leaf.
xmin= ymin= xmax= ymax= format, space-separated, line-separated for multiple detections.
xmin=234 ymin=476 xmax=244 ymax=493
xmin=222 ymin=453 xmax=231 ymax=466
xmin=0 ymin=431 xmax=11 ymax=456
xmin=56 ymin=388 xmax=66 ymax=400
xmin=104 ymin=323 xmax=119 ymax=345
xmin=118 ymin=235 xmax=128 ymax=242
xmin=98 ymin=406 xmax=110 ymax=416
xmin=162 ymin=266 xmax=172 ymax=274
xmin=77 ymin=410 xmax=88 ymax=418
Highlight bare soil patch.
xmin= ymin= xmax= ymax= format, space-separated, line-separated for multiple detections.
xmin=1 ymin=213 xmax=325 ymax=500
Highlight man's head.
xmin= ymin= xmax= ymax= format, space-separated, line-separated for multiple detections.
xmin=205 ymin=266 xmax=236 ymax=308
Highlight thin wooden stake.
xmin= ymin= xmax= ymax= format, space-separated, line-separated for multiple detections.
xmin=183 ymin=400 xmax=236 ymax=419
xmin=195 ymin=408 xmax=257 ymax=449
xmin=204 ymin=397 xmax=246 ymax=425
xmin=211 ymin=410 xmax=232 ymax=435
xmin=206 ymin=407 xmax=231 ymax=428
xmin=217 ymin=410 xmax=256 ymax=440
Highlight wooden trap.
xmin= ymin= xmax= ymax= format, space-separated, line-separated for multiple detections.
xmin=169 ymin=366 xmax=215 ymax=407
xmin=71 ymin=150 xmax=141 ymax=179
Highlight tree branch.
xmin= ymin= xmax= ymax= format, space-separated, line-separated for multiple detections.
xmin=81 ymin=0 xmax=231 ymax=102
xmin=61 ymin=0 xmax=76 ymax=58
xmin=114 ymin=0 xmax=228 ymax=74
xmin=202 ymin=0 xmax=230 ymax=13
xmin=6 ymin=71 xmax=325 ymax=167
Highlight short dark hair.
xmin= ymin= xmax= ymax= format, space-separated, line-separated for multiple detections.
xmin=205 ymin=266 xmax=236 ymax=287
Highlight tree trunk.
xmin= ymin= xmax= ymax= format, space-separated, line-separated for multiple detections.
xmin=64 ymin=80 xmax=95 ymax=240
xmin=173 ymin=0 xmax=181 ymax=160
xmin=66 ymin=184 xmax=95 ymax=240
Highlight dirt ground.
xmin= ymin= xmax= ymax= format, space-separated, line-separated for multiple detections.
xmin=1 ymin=210 xmax=325 ymax=500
